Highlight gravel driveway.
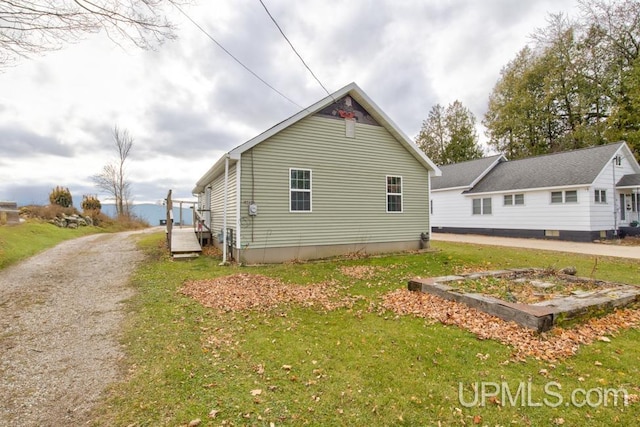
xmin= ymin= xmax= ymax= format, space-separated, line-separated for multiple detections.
xmin=0 ymin=230 xmax=149 ymax=426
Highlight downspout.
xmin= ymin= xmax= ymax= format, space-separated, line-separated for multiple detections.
xmin=221 ymin=155 xmax=229 ymax=264
xmin=428 ymin=172 xmax=433 ymax=240
xmin=612 ymin=158 xmax=617 ymax=236
xmin=235 ymin=158 xmax=242 ymax=262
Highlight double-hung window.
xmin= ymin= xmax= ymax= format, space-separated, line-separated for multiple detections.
xmin=472 ymin=197 xmax=492 ymax=215
xmin=386 ymin=176 xmax=403 ymax=212
xmin=594 ymin=189 xmax=607 ymax=204
xmin=290 ymin=169 xmax=311 ymax=212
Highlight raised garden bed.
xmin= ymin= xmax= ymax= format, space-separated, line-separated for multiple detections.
xmin=408 ymin=268 xmax=640 ymax=332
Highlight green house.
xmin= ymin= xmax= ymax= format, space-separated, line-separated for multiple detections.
xmin=192 ymin=83 xmax=441 ymax=264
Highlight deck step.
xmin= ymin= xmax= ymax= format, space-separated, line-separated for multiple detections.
xmin=172 ymin=252 xmax=200 ymax=261
xmin=170 ymin=228 xmax=202 ymax=254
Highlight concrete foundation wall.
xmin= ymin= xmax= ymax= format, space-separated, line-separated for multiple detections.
xmin=225 ymin=240 xmax=425 ymax=264
xmin=432 ymin=226 xmax=613 ymax=242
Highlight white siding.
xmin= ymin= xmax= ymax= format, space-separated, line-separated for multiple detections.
xmin=432 ymin=187 xmax=594 ymax=231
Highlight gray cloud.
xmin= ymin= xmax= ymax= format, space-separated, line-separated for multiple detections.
xmin=140 ymin=104 xmax=243 ymax=159
xmin=0 ymin=125 xmax=74 ymax=158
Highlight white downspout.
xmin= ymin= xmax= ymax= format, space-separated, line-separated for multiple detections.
xmin=235 ymin=158 xmax=242 ymax=262
xmin=428 ymin=172 xmax=433 ymax=240
xmin=221 ymin=155 xmax=229 ymax=264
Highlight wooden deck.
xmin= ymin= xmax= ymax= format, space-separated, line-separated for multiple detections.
xmin=170 ymin=228 xmax=202 ymax=260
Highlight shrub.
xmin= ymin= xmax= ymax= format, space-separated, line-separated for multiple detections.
xmin=81 ymin=195 xmax=102 ymax=211
xmin=49 ymin=186 xmax=73 ymax=208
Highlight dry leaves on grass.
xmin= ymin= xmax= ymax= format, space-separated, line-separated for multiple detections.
xmin=181 ymin=273 xmax=357 ymax=312
xmin=380 ymin=289 xmax=640 ymax=362
xmin=340 ymin=265 xmax=387 ymax=280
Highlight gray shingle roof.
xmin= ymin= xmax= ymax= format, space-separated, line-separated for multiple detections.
xmin=431 ymin=155 xmax=504 ymax=190
xmin=466 ymin=143 xmax=626 ymax=194
xmin=617 ymin=173 xmax=640 ymax=187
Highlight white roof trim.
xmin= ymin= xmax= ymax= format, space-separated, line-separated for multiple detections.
xmin=193 ymin=82 xmax=441 ymax=194
xmin=464 ymin=184 xmax=592 ymax=197
xmin=468 ymin=154 xmax=507 ymax=188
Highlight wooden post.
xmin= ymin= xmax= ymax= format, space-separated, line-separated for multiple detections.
xmin=166 ymin=189 xmax=173 ymax=248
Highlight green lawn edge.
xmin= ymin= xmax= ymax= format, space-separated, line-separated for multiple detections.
xmin=92 ymin=234 xmax=640 ymax=426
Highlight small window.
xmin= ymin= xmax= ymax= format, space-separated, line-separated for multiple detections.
xmin=483 ymin=198 xmax=492 ymax=214
xmin=505 ymin=194 xmax=524 ymax=206
xmin=472 ymin=197 xmax=491 ymax=215
xmin=594 ymin=189 xmax=607 ymax=204
xmin=472 ymin=198 xmax=482 ymax=215
xmin=552 ymin=190 xmax=578 ymax=204
xmin=565 ymin=190 xmax=578 ymax=203
xmin=290 ymin=169 xmax=311 ymax=212
xmin=386 ymin=176 xmax=402 ymax=212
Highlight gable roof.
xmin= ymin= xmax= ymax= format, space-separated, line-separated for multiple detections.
xmin=466 ymin=142 xmax=629 ymax=194
xmin=431 ymin=154 xmax=505 ymax=191
xmin=617 ymin=173 xmax=640 ymax=188
xmin=193 ymin=82 xmax=441 ymax=194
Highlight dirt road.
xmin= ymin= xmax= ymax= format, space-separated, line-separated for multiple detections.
xmin=431 ymin=232 xmax=640 ymax=260
xmin=0 ymin=230 xmax=148 ymax=426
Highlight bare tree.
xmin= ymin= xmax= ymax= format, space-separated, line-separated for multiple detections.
xmin=92 ymin=125 xmax=133 ymax=217
xmin=0 ymin=0 xmax=185 ymax=68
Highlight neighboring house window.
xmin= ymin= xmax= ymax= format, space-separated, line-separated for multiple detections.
xmin=386 ymin=176 xmax=403 ymax=212
xmin=290 ymin=168 xmax=311 ymax=212
xmin=472 ymin=197 xmax=492 ymax=215
xmin=594 ymin=189 xmax=607 ymax=204
xmin=504 ymin=194 xmax=524 ymax=206
xmin=551 ymin=190 xmax=578 ymax=204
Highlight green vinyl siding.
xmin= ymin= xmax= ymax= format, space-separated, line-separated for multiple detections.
xmin=210 ymin=163 xmax=237 ymax=236
xmin=238 ymin=115 xmax=430 ymax=249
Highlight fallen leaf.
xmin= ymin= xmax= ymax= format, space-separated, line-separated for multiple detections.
xmin=188 ymin=419 xmax=201 ymax=427
xmin=473 ymin=414 xmax=482 ymax=424
xmin=208 ymin=409 xmax=219 ymax=418
xmin=250 ymin=389 xmax=262 ymax=396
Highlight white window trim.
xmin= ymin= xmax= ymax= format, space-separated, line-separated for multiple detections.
xmin=386 ymin=175 xmax=403 ymax=213
xmin=503 ymin=193 xmax=524 ymax=206
xmin=551 ymin=190 xmax=579 ymax=204
xmin=472 ymin=197 xmax=492 ymax=215
xmin=594 ymin=189 xmax=607 ymax=204
xmin=289 ymin=168 xmax=312 ymax=213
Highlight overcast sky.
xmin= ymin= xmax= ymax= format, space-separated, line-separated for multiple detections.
xmin=0 ymin=0 xmax=578 ymax=207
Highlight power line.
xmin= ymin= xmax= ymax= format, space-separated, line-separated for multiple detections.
xmin=172 ymin=3 xmax=305 ymax=110
xmin=257 ymin=0 xmax=335 ymax=102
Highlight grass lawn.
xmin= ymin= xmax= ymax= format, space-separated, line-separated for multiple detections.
xmin=0 ymin=220 xmax=100 ymax=270
xmin=94 ymin=234 xmax=640 ymax=426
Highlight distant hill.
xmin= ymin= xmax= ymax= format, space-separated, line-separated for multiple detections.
xmin=101 ymin=203 xmax=194 ymax=226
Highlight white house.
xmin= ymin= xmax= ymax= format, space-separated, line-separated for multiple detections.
xmin=192 ymin=83 xmax=441 ymax=264
xmin=431 ymin=142 xmax=640 ymax=241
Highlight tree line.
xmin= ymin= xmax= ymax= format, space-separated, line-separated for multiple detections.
xmin=417 ymin=0 xmax=640 ymax=164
